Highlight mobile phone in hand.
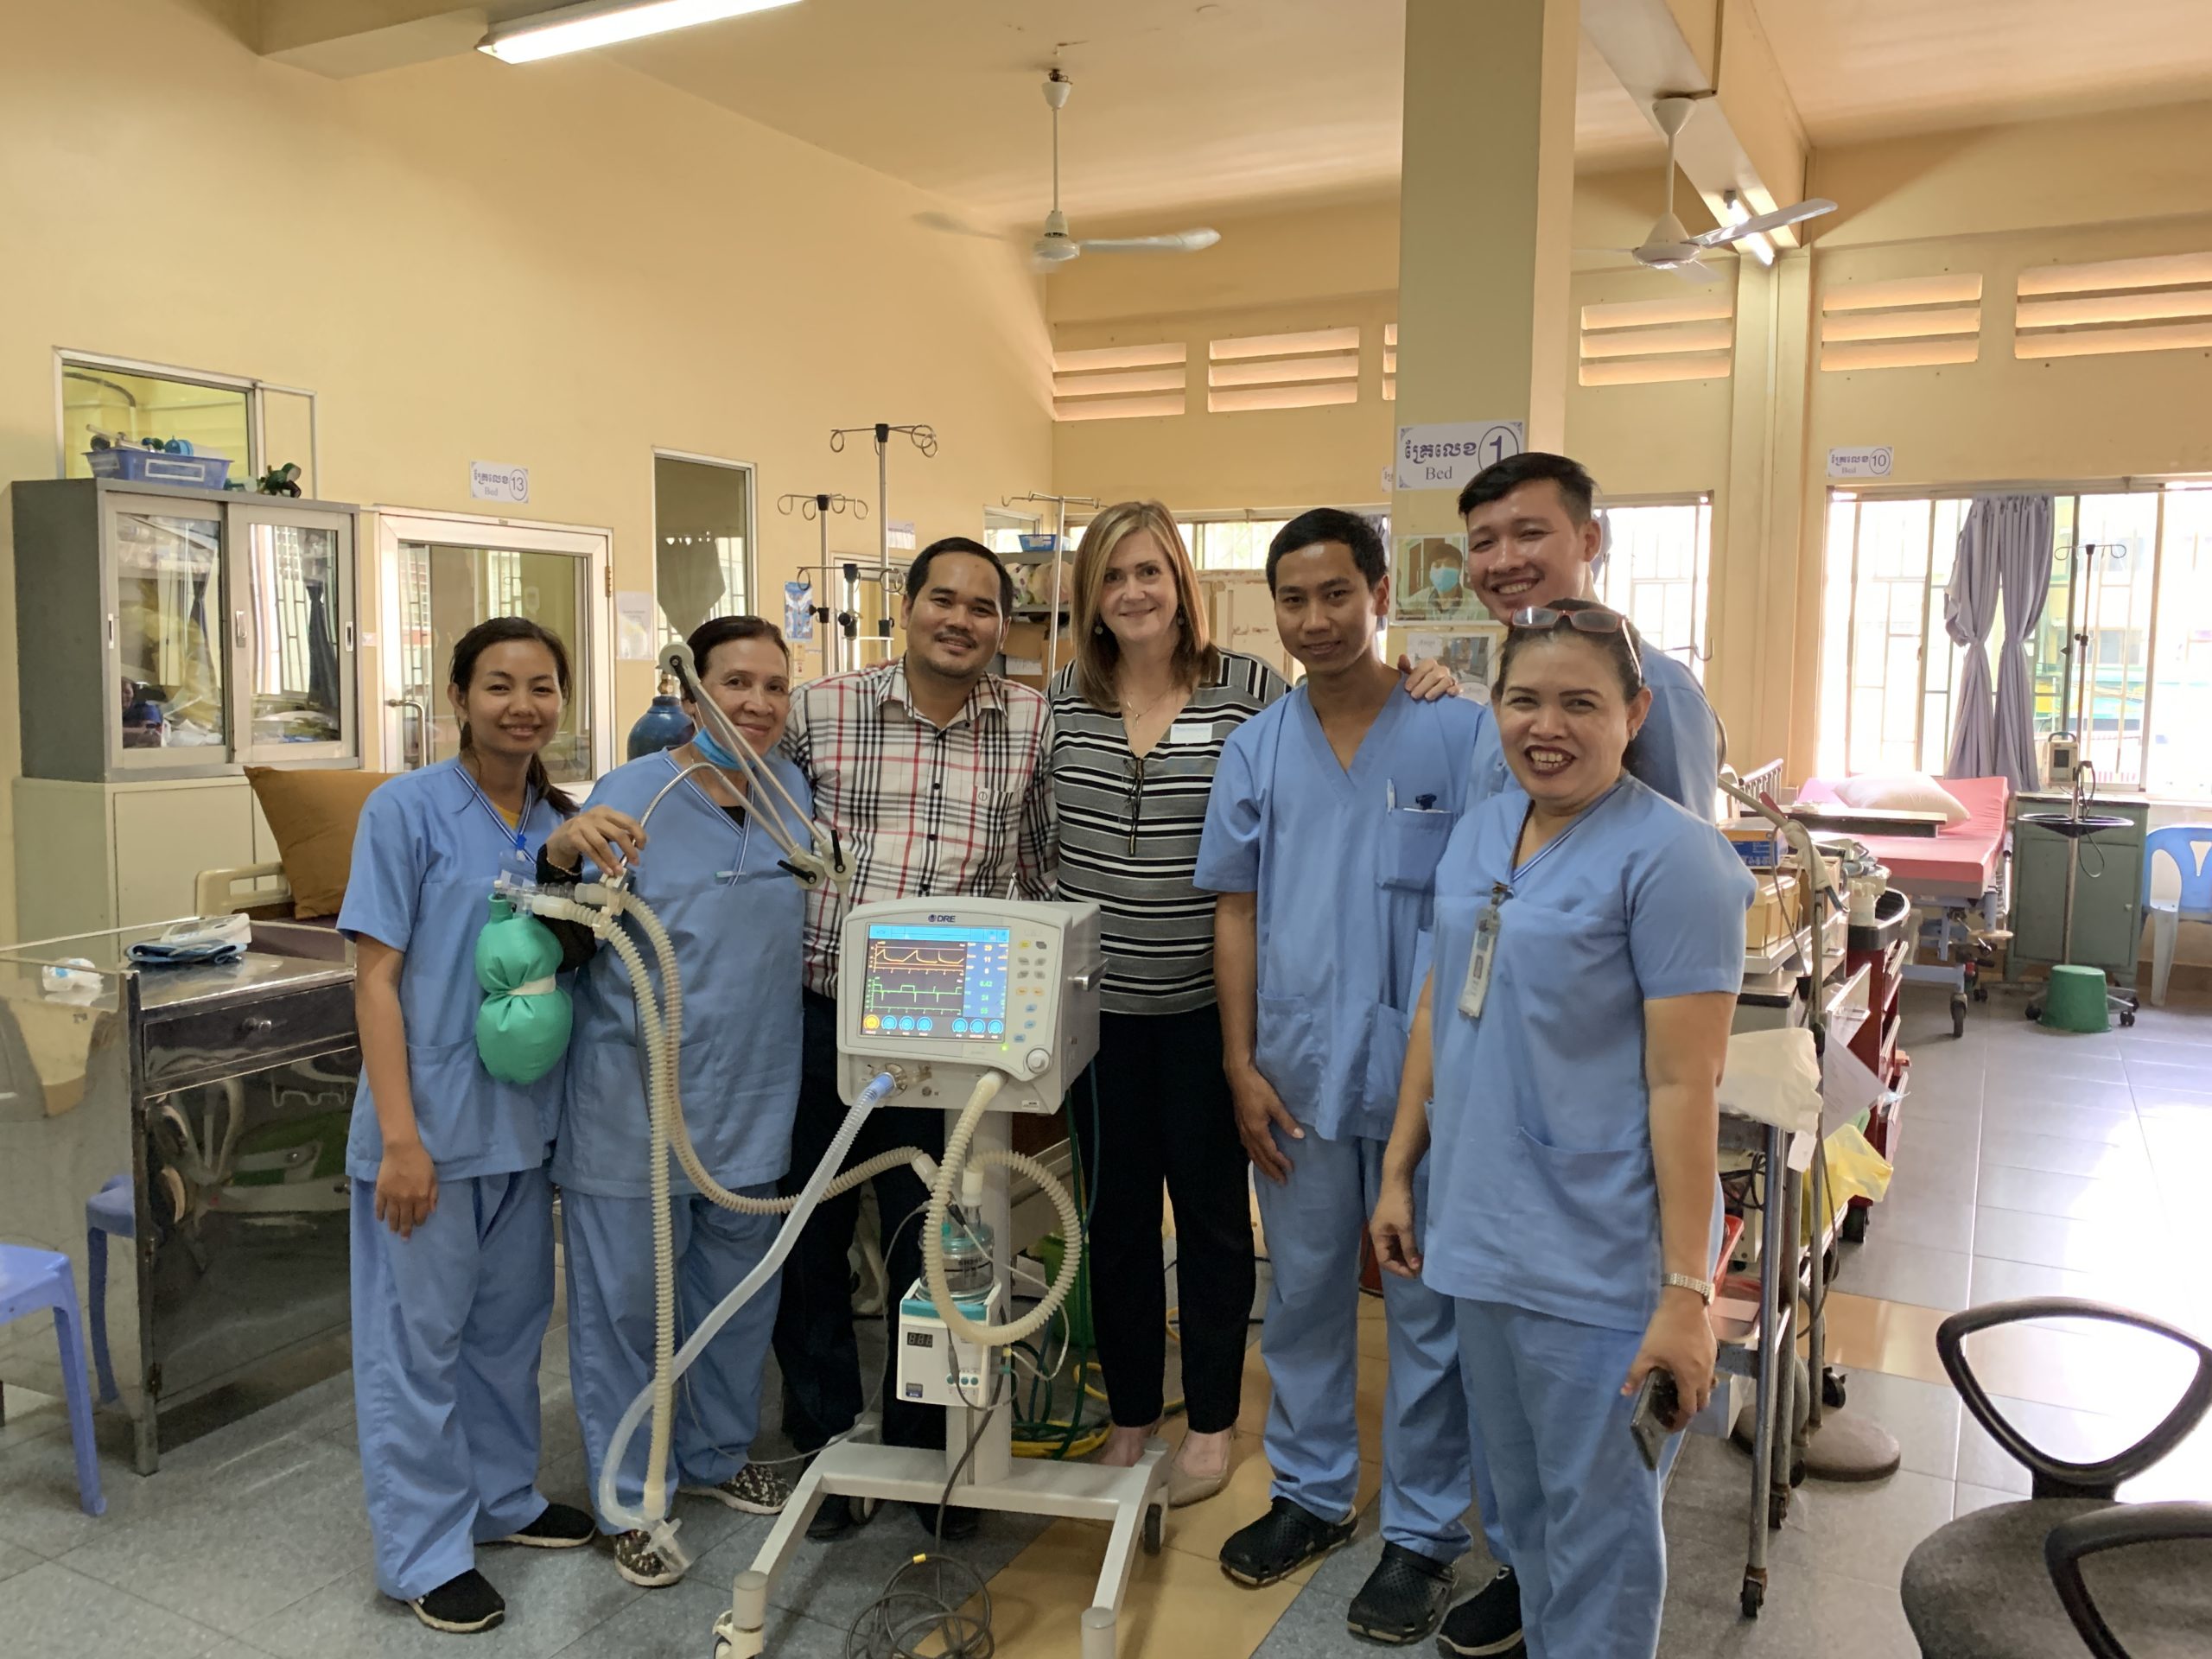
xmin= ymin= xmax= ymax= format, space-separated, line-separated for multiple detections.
xmin=1630 ymin=1369 xmax=1681 ymax=1471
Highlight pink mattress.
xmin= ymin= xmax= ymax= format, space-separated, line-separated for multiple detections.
xmin=1793 ymin=775 xmax=2012 ymax=899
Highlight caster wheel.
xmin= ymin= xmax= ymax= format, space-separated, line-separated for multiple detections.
xmin=1789 ymin=1453 xmax=1807 ymax=1489
xmin=1142 ymin=1505 xmax=1165 ymax=1554
xmin=1823 ymin=1368 xmax=1848 ymax=1410
xmin=1974 ymin=985 xmax=1989 ymax=1003
xmin=2121 ymin=1009 xmax=2136 ymax=1027
xmin=2025 ymin=1001 xmax=2042 ymax=1021
xmin=1741 ymin=1580 xmax=1764 ymax=1619
xmin=1951 ymin=996 xmax=1967 ymax=1038
xmin=1840 ymin=1205 xmax=1868 ymax=1245
xmin=1768 ymin=1488 xmax=1790 ymax=1529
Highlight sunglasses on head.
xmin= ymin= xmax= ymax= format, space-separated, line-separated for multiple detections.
xmin=1508 ymin=605 xmax=1642 ymax=677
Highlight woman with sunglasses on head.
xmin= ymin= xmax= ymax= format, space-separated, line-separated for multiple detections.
xmin=1369 ymin=601 xmax=1752 ymax=1659
xmin=1046 ymin=502 xmax=1457 ymax=1509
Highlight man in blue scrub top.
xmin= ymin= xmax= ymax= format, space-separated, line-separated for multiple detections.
xmin=1459 ymin=451 xmax=1720 ymax=812
xmin=1196 ymin=508 xmax=1485 ymax=1645
xmin=1436 ymin=451 xmax=1724 ymax=1656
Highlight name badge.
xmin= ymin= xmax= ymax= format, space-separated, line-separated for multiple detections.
xmin=1458 ymin=899 xmax=1503 ymax=1020
xmin=1167 ymin=721 xmax=1216 ymax=746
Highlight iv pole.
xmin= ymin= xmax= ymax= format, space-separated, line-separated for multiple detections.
xmin=777 ymin=493 xmax=866 ymax=679
xmin=831 ymin=422 xmax=938 ymax=661
xmin=1001 ymin=491 xmax=1099 ymax=684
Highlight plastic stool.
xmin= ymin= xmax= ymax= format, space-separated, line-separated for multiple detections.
xmin=0 ymin=1243 xmax=106 ymax=1516
xmin=2041 ymin=964 xmax=2112 ymax=1033
xmin=85 ymin=1174 xmax=135 ymax=1404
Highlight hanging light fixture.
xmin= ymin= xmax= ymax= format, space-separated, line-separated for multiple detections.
xmin=480 ymin=0 xmax=801 ymax=66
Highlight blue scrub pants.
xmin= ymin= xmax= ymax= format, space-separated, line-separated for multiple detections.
xmin=351 ymin=1166 xmax=556 ymax=1601
xmin=1454 ymin=1299 xmax=1673 ymax=1659
xmin=1253 ymin=1130 xmax=1469 ymax=1561
xmin=563 ymin=1187 xmax=783 ymax=1531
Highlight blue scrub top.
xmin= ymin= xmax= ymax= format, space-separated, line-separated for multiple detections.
xmin=553 ymin=750 xmax=811 ymax=1199
xmin=1195 ymin=683 xmax=1484 ymax=1144
xmin=338 ymin=758 xmax=569 ymax=1183
xmin=1421 ymin=777 xmax=1751 ymax=1333
xmin=1468 ymin=646 xmax=1719 ymax=817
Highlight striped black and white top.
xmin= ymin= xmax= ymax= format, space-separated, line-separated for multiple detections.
xmin=1049 ymin=651 xmax=1291 ymax=1015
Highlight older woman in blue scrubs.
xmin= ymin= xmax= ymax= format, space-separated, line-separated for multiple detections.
xmin=1371 ymin=601 xmax=1751 ymax=1659
xmin=343 ymin=618 xmax=641 ymax=1635
xmin=549 ymin=615 xmax=810 ymax=1592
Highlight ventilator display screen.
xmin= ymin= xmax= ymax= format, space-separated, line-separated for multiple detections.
xmin=860 ymin=925 xmax=1012 ymax=1040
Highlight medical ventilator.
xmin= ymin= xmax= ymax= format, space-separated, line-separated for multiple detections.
xmin=713 ymin=896 xmax=1170 ymax=1659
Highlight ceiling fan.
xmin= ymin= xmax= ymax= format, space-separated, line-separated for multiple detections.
xmin=1586 ymin=95 xmax=1836 ymax=283
xmin=920 ymin=68 xmax=1221 ymax=270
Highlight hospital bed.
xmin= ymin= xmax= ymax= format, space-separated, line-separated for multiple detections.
xmin=1792 ymin=775 xmax=2013 ymax=1039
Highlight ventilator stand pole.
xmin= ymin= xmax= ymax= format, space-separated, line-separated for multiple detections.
xmin=830 ymin=422 xmax=938 ymax=661
xmin=778 ymin=492 xmax=865 ymax=680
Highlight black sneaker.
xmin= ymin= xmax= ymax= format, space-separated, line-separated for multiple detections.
xmin=1218 ymin=1496 xmax=1357 ymax=1587
xmin=1437 ymin=1566 xmax=1524 ymax=1656
xmin=908 ymin=1500 xmax=980 ymax=1543
xmin=493 ymin=1500 xmax=595 ymax=1548
xmin=409 ymin=1569 xmax=505 ymax=1634
xmin=1348 ymin=1542 xmax=1456 ymax=1644
xmin=807 ymin=1494 xmax=872 ymax=1542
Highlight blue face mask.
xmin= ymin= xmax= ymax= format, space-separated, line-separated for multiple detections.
xmin=694 ymin=722 xmax=741 ymax=769
xmin=1430 ymin=567 xmax=1462 ymax=594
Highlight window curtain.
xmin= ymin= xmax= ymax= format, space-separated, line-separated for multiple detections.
xmin=1942 ymin=493 xmax=2054 ymax=790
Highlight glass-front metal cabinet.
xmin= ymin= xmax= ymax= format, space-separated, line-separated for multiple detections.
xmin=12 ymin=479 xmax=359 ymax=780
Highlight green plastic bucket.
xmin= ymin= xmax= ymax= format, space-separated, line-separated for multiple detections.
xmin=2041 ymin=963 xmax=2111 ymax=1033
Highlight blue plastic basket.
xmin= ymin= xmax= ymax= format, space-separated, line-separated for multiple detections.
xmin=86 ymin=448 xmax=233 ymax=490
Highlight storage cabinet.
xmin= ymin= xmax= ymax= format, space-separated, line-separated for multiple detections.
xmin=12 ymin=479 xmax=360 ymax=782
xmin=2009 ymin=791 xmax=2149 ymax=988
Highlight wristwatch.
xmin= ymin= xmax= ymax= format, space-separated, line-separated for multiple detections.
xmin=1662 ymin=1272 xmax=1715 ymax=1306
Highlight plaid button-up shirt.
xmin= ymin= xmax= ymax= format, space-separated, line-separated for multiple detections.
xmin=783 ymin=659 xmax=1057 ymax=997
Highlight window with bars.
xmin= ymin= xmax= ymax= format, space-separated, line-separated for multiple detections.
xmin=1818 ymin=485 xmax=2212 ymax=797
xmin=1595 ymin=499 xmax=1712 ymax=680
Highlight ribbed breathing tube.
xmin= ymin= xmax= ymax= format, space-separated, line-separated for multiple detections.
xmin=522 ymin=883 xmax=1085 ymax=1563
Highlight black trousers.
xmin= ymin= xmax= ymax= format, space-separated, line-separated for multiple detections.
xmin=770 ymin=989 xmax=945 ymax=1453
xmin=1072 ymin=1003 xmax=1256 ymax=1434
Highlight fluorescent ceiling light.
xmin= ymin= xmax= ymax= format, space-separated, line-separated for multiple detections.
xmin=480 ymin=0 xmax=800 ymax=65
xmin=1722 ymin=192 xmax=1776 ymax=267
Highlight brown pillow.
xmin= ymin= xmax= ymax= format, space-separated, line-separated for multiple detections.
xmin=245 ymin=766 xmax=397 ymax=918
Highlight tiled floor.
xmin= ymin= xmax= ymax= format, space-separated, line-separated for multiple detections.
xmin=1 ymin=983 xmax=2206 ymax=1657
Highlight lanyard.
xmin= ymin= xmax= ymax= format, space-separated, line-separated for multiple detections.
xmin=671 ymin=750 xmax=754 ymax=884
xmin=457 ymin=760 xmax=535 ymax=862
xmin=1459 ymin=781 xmax=1625 ymax=1020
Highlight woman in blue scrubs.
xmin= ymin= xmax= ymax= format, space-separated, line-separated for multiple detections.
xmin=1370 ymin=600 xmax=1751 ymax=1659
xmin=549 ymin=615 xmax=810 ymax=1590
xmin=342 ymin=618 xmax=641 ymax=1634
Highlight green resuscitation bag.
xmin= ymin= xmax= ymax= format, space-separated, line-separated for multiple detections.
xmin=474 ymin=894 xmax=572 ymax=1084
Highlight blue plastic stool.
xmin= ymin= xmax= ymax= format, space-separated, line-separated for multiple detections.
xmin=85 ymin=1174 xmax=135 ymax=1404
xmin=0 ymin=1243 xmax=106 ymax=1516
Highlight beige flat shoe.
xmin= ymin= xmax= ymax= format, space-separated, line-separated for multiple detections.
xmin=1164 ymin=1446 xmax=1232 ymax=1509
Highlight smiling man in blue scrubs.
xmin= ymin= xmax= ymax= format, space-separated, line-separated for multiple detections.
xmin=1196 ymin=509 xmax=1485 ymax=1645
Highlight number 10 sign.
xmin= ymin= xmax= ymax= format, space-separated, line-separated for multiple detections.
xmin=1394 ymin=421 xmax=1526 ymax=491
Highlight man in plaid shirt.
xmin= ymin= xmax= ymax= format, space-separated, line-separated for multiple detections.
xmin=771 ymin=536 xmax=1055 ymax=1541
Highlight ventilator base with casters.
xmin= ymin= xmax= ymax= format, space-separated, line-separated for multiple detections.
xmin=712 ymin=1440 xmax=1168 ymax=1659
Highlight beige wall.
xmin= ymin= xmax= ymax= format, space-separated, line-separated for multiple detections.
xmin=0 ymin=0 xmax=1052 ymax=938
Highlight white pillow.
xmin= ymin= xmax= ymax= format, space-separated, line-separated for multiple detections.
xmin=1832 ymin=772 xmax=1970 ymax=824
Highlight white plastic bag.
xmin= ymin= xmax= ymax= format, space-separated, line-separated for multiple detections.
xmin=1719 ymin=1027 xmax=1824 ymax=1136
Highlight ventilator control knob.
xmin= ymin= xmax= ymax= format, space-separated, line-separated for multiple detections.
xmin=1026 ymin=1048 xmax=1052 ymax=1077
